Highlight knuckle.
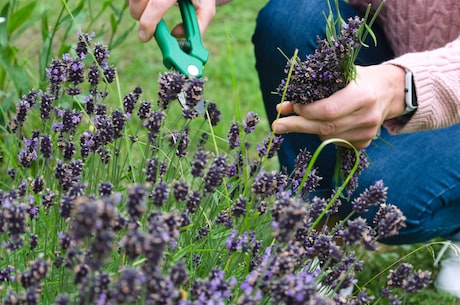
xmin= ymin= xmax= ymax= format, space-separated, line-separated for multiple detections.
xmin=321 ymin=102 xmax=339 ymax=120
xmin=366 ymin=111 xmax=382 ymax=126
xmin=319 ymin=122 xmax=335 ymax=136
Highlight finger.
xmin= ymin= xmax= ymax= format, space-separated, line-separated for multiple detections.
xmin=128 ymin=0 xmax=149 ymax=20
xmin=275 ymin=102 xmax=295 ymax=115
xmin=292 ymin=81 xmax=374 ymax=121
xmin=272 ymin=116 xmax=326 ymax=135
xmin=138 ymin=0 xmax=177 ymax=42
xmin=192 ymin=0 xmax=216 ymax=36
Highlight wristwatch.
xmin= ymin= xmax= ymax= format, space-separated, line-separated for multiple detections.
xmin=401 ymin=70 xmax=418 ymax=116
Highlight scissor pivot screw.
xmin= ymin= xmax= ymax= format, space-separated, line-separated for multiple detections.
xmin=187 ymin=65 xmax=200 ymax=77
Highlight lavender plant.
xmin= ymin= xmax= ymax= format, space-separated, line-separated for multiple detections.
xmin=0 ymin=6 xmax=433 ymax=305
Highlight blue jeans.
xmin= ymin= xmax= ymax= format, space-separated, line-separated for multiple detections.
xmin=253 ymin=0 xmax=460 ymax=244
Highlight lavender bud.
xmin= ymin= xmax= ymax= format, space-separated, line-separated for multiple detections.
xmin=242 ymin=112 xmax=259 ymax=134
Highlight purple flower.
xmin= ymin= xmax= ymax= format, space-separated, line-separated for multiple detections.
xmin=352 ymin=180 xmax=387 ymax=213
xmin=157 ymin=71 xmax=185 ymax=108
xmin=80 ymin=131 xmax=96 ymax=159
xmin=183 ymin=77 xmax=205 ymax=108
xmin=19 ymin=255 xmax=49 ymax=288
xmin=0 ymin=266 xmax=15 ymax=282
xmin=168 ymin=129 xmax=190 ymax=157
xmin=137 ymin=100 xmax=151 ymax=119
xmin=65 ymin=57 xmax=85 ymax=94
xmin=90 ymin=229 xmax=116 ymax=268
xmin=271 ymin=193 xmax=307 ymax=242
xmin=257 ymin=135 xmax=284 ymax=159
xmin=93 ymin=114 xmax=114 ymax=146
xmin=190 ymin=269 xmax=236 ymax=303
xmin=251 ymin=171 xmax=289 ymax=197
xmin=173 ymin=181 xmax=189 ymax=202
xmin=62 ymin=141 xmax=76 ymax=160
xmin=144 ymin=157 xmax=166 ymax=183
xmin=186 ymin=190 xmax=201 ymax=214
xmin=277 ymin=17 xmax=363 ymax=105
xmin=191 ymin=150 xmax=208 ymax=178
xmin=18 ymin=136 xmax=38 ymax=168
xmin=88 ymin=63 xmax=100 ymax=86
xmin=75 ymin=32 xmax=94 ymax=58
xmin=373 ymin=204 xmax=406 ymax=238
xmin=196 ymin=225 xmax=210 ymax=241
xmin=292 ymin=168 xmax=322 ymax=198
xmin=170 ymin=262 xmax=188 ymax=286
xmin=126 ymin=184 xmax=147 ymax=221
xmin=93 ymin=43 xmax=110 ymax=65
xmin=98 ymin=182 xmax=113 ymax=197
xmin=41 ymin=190 xmax=57 ymax=210
xmin=403 ymin=270 xmax=431 ymax=293
xmin=112 ymin=109 xmax=126 ymax=138
xmin=387 ymin=263 xmax=414 ymax=288
xmin=340 ymin=148 xmax=370 ymax=194
xmin=227 ymin=122 xmax=241 ymax=150
xmin=341 ymin=217 xmax=376 ymax=250
xmin=150 ymin=181 xmax=169 ymax=207
xmin=15 ymin=98 xmax=31 ymax=126
xmin=144 ymin=110 xmax=165 ymax=140
xmin=271 ymin=269 xmax=318 ymax=304
xmin=242 ymin=112 xmax=259 ymax=134
xmin=123 ymin=86 xmax=142 ymax=116
xmin=231 ymin=195 xmax=247 ymax=217
xmin=102 ymin=65 xmax=116 ymax=84
xmin=205 ymin=102 xmax=222 ymax=126
xmin=203 ymin=155 xmax=227 ymax=193
xmin=216 ymin=211 xmax=233 ymax=228
xmin=54 ymin=295 xmax=70 ymax=305
xmin=57 ymin=108 xmax=82 ymax=134
xmin=39 ymin=134 xmax=53 ymax=159
xmin=226 ymin=230 xmax=256 ymax=253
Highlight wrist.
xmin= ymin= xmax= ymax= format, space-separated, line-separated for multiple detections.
xmin=383 ymin=64 xmax=407 ymax=119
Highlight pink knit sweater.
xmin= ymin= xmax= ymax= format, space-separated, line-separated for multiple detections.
xmin=349 ymin=0 xmax=460 ymax=134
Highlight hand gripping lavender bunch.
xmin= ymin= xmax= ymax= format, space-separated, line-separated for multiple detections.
xmin=278 ymin=16 xmax=363 ymax=104
xmin=277 ymin=2 xmax=383 ymax=194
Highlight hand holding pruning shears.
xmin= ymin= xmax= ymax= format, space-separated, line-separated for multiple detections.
xmin=127 ymin=0 xmax=216 ymax=42
xmin=127 ymin=0 xmax=211 ymax=77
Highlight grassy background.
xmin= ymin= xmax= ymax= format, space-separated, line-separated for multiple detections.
xmin=111 ymin=0 xmax=272 ymax=160
xmin=2 ymin=0 xmax=460 ymax=303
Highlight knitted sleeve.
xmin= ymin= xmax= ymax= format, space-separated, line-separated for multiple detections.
xmin=382 ymin=36 xmax=460 ymax=134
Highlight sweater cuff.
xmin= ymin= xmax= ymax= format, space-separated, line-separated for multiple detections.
xmin=381 ymin=37 xmax=460 ymax=134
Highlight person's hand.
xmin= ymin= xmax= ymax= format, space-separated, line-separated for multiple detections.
xmin=126 ymin=0 xmax=216 ymax=42
xmin=272 ymin=65 xmax=407 ymax=149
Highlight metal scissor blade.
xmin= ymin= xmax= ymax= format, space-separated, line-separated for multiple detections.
xmin=177 ymin=91 xmax=205 ymax=116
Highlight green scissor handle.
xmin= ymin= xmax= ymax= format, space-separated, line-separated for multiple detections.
xmin=154 ymin=0 xmax=209 ymax=78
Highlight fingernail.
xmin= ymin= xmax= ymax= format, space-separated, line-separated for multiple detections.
xmin=138 ymin=30 xmax=147 ymax=42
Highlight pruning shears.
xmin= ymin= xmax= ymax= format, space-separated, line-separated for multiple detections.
xmin=154 ymin=0 xmax=209 ymax=78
